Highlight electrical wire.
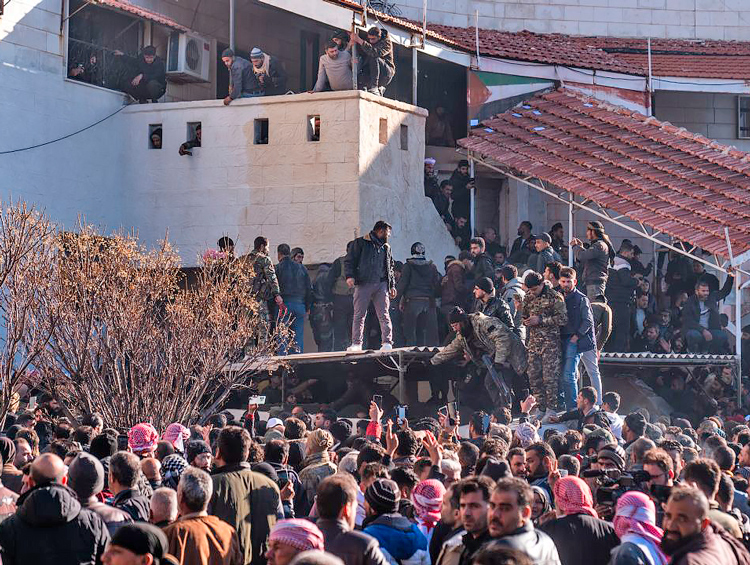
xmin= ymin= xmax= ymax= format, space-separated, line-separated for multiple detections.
xmin=0 ymin=102 xmax=129 ymax=155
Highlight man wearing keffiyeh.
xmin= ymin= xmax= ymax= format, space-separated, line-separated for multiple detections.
xmin=609 ymin=490 xmax=667 ymax=565
xmin=129 ymin=423 xmax=159 ymax=458
xmin=540 ymin=476 xmax=618 ymax=565
xmin=412 ymin=479 xmax=446 ymax=545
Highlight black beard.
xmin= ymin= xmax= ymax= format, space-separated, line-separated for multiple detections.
xmin=660 ymin=532 xmax=701 ymax=555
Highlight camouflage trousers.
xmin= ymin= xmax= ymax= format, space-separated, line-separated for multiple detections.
xmin=256 ymin=299 xmax=270 ymax=344
xmin=527 ymin=344 xmax=561 ymax=412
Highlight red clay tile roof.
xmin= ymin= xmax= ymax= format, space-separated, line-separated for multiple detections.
xmin=458 ymin=88 xmax=750 ymax=258
xmin=325 ymin=0 xmax=750 ymax=79
xmin=93 ymin=0 xmax=189 ymax=32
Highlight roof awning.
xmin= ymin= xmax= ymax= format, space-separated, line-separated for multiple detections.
xmin=458 ymin=88 xmax=750 ymax=268
xmin=90 ymin=0 xmax=189 ymax=32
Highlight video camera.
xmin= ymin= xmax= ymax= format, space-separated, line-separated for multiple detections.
xmin=582 ymin=468 xmax=661 ymax=506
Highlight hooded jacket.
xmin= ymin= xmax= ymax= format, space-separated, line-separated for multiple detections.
xmin=0 ymin=483 xmax=109 ymax=565
xmin=606 ymin=256 xmax=638 ymax=304
xmin=397 ymin=257 xmax=440 ymax=300
xmin=364 ymin=513 xmax=429 ymax=565
xmin=574 ymin=240 xmax=611 ymax=286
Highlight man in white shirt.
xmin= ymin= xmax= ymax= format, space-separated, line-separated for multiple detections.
xmin=602 ymin=391 xmax=623 ymax=441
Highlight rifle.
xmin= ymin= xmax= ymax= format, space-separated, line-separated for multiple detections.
xmin=481 ymin=354 xmax=513 ymax=407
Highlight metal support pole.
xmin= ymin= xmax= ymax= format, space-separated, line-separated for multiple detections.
xmin=422 ymin=0 xmax=427 ymax=47
xmin=229 ymin=0 xmax=236 ymax=51
xmin=725 ymin=227 xmax=743 ymax=408
xmin=412 ymin=47 xmax=418 ymax=105
xmin=647 ymin=37 xmax=653 ymax=117
xmin=469 ymin=158 xmax=476 ymax=236
xmin=398 ymin=350 xmax=405 ymax=404
xmin=567 ymin=193 xmax=574 ymax=267
xmin=352 ymin=45 xmax=358 ymax=90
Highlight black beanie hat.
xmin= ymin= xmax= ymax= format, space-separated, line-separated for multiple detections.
xmin=474 ymin=277 xmax=494 ymax=294
xmin=185 ymin=440 xmax=211 ymax=465
xmin=110 ymin=524 xmax=178 ymax=565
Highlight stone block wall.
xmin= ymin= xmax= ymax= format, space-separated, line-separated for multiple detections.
xmin=122 ymin=91 xmax=459 ymax=265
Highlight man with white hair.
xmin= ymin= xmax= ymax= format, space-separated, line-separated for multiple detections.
xmin=164 ymin=467 xmax=242 ymax=564
xmin=150 ymin=487 xmax=178 ymax=528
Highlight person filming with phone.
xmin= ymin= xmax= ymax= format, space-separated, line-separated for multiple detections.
xmin=430 ymin=307 xmax=527 ymax=410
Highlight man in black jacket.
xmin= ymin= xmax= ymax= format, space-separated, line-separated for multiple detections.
xmin=487 ymin=478 xmax=561 ymax=564
xmin=118 ymin=45 xmax=166 ymax=103
xmin=449 ymin=160 xmax=472 ymax=220
xmin=457 ymin=477 xmax=495 ymax=565
xmin=0 ymin=453 xmax=110 ymax=565
xmin=682 ymin=275 xmax=733 ymax=354
xmin=109 ymin=451 xmax=151 ymax=522
xmin=276 ymin=243 xmax=313 ymax=354
xmin=549 ymin=386 xmax=610 ymax=432
xmin=470 ymin=238 xmax=495 ymax=282
xmin=605 ymin=242 xmax=638 ymax=352
xmin=350 ymin=27 xmax=395 ymax=95
xmin=344 ymin=221 xmax=396 ymax=351
xmin=316 ymin=474 xmax=389 ymax=565
xmin=397 ymin=242 xmax=441 ymax=346
xmin=472 ymin=277 xmax=515 ymax=333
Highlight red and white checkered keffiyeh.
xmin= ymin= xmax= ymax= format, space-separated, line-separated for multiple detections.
xmin=128 ymin=423 xmax=158 ymax=453
xmin=553 ymin=476 xmax=598 ymax=518
xmin=269 ymin=519 xmax=325 ymax=551
xmin=412 ymin=479 xmax=446 ymax=531
xmin=163 ymin=423 xmax=190 ymax=453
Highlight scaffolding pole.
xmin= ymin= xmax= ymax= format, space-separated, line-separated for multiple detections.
xmin=469 ymin=158 xmax=476 ymax=236
xmin=567 ymin=193 xmax=574 ymax=267
xmin=229 ymin=0 xmax=236 ymax=50
xmin=412 ymin=46 xmax=418 ymax=105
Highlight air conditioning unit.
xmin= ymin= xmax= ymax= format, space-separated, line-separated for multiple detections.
xmin=166 ymin=31 xmax=210 ymax=83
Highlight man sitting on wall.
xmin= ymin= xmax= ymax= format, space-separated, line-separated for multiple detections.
xmin=115 ymin=45 xmax=166 ymax=104
xmin=311 ymin=40 xmax=353 ymax=92
xmin=349 ymin=27 xmax=395 ymax=96
xmin=249 ymin=47 xmax=287 ymax=96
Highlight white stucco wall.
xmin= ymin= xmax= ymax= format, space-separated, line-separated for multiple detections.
xmin=396 ymin=0 xmax=750 ymax=41
xmin=0 ymin=0 xmax=127 ymax=228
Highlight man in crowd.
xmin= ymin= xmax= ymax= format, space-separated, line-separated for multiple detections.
xmin=457 ymin=477 xmax=494 ymax=565
xmin=110 ymin=451 xmax=151 ymax=522
xmin=222 ymin=49 xmax=259 ymax=104
xmin=311 ymin=40 xmax=353 ymax=92
xmin=558 ymin=267 xmax=601 ymax=407
xmin=103 ymin=523 xmax=178 ymax=565
xmin=470 ymin=238 xmax=495 ymax=283
xmin=0 ymin=453 xmax=109 ymax=564
xmin=550 ymin=387 xmax=609 ymax=431
xmin=682 ymin=276 xmax=734 ymax=353
xmin=482 ymin=227 xmax=502 ymax=259
xmin=570 ymin=221 xmax=615 ymax=301
xmin=473 ymin=277 xmax=515 ymax=332
xmin=498 ymin=265 xmax=525 ymax=337
xmin=249 ymin=47 xmax=287 ymax=96
xmin=521 ymin=272 xmax=567 ymax=421
xmin=164 ymin=467 xmax=242 ymax=565
xmin=244 ymin=237 xmax=284 ymax=342
xmin=449 ymin=161 xmax=472 ymax=221
xmin=424 ymin=158 xmax=439 ymax=199
xmin=266 ymin=519 xmax=325 ymax=565
xmin=534 ymin=234 xmax=561 ymax=276
xmin=488 ymin=478 xmax=560 ymax=563
xmin=397 ymin=242 xmax=441 ymax=346
xmin=276 ymin=243 xmax=312 ymax=354
xmin=509 ymin=222 xmax=533 ymax=265
xmin=432 ymin=181 xmax=455 ymax=225
xmin=344 ymin=221 xmax=396 ymax=351
xmin=350 ymin=27 xmax=395 ymax=95
xmin=315 ymin=474 xmax=389 ymax=565
xmin=209 ymin=426 xmax=282 ymax=565
xmin=605 ymin=242 xmax=638 ymax=352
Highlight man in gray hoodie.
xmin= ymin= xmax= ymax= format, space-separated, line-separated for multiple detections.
xmin=312 ymin=41 xmax=353 ymax=92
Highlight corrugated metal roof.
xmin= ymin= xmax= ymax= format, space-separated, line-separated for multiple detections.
xmin=459 ymin=88 xmax=750 ymax=259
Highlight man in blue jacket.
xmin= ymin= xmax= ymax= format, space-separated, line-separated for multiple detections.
xmin=558 ymin=266 xmax=601 ymax=410
xmin=344 ymin=221 xmax=396 ymax=351
xmin=276 ymin=243 xmax=312 ymax=354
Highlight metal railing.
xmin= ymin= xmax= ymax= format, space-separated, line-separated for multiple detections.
xmin=67 ymin=37 xmax=138 ymax=94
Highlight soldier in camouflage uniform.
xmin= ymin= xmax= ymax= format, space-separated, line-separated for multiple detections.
xmin=521 ymin=271 xmax=568 ymax=420
xmin=431 ymin=308 xmax=527 ymax=409
xmin=242 ymin=236 xmax=282 ymax=343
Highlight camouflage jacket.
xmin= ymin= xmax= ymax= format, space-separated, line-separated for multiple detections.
xmin=244 ymin=249 xmax=280 ymax=299
xmin=431 ymin=313 xmax=528 ymax=375
xmin=298 ymin=451 xmax=337 ymax=505
xmin=521 ymin=282 xmax=567 ymax=351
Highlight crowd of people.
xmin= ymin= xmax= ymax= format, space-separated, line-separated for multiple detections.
xmin=3 ymin=382 xmax=750 ymax=565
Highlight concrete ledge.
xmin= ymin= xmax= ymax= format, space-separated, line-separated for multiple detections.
xmin=122 ymin=89 xmax=429 ymax=118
